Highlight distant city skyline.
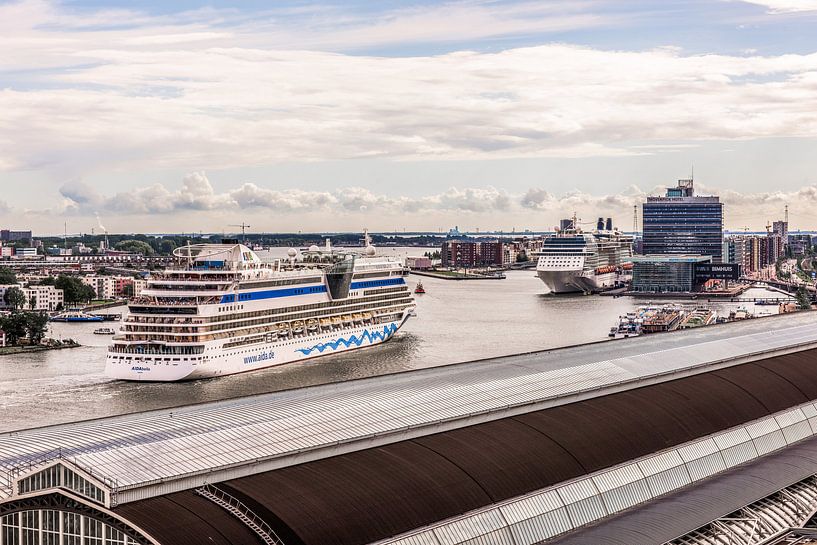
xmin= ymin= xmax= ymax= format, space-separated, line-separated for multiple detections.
xmin=2 ymin=0 xmax=817 ymax=232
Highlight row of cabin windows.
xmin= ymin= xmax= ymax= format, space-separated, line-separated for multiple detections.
xmin=123 ymin=297 xmax=413 ymax=342
xmin=127 ymin=291 xmax=410 ymax=333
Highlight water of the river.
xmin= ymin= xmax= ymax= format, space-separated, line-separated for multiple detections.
xmin=0 ymin=248 xmax=796 ymax=432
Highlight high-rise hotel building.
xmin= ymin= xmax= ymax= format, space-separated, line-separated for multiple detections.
xmin=642 ymin=179 xmax=724 ymax=262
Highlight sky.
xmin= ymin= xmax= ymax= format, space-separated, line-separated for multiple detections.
xmin=2 ymin=0 xmax=817 ymax=234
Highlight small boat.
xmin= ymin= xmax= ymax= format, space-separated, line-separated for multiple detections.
xmin=292 ymin=320 xmax=305 ymax=334
xmin=50 ymin=311 xmax=104 ymax=323
xmin=276 ymin=322 xmax=291 ymax=337
xmin=319 ymin=318 xmax=332 ymax=329
xmin=93 ymin=327 xmax=116 ymax=335
xmin=352 ymin=313 xmax=363 ymax=323
xmin=307 ymin=319 xmax=319 ymax=332
xmin=331 ymin=316 xmax=342 ymax=328
xmin=414 ymin=281 xmax=426 ymax=294
xmin=341 ymin=314 xmax=353 ymax=325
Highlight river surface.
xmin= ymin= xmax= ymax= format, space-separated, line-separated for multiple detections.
xmin=0 ymin=249 xmax=797 ymax=432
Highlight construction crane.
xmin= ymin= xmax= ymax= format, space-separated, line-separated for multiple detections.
xmin=228 ymin=223 xmax=251 ymax=243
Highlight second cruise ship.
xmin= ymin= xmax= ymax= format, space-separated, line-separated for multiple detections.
xmin=535 ymin=216 xmax=634 ymax=294
xmin=105 ymin=235 xmax=415 ymax=381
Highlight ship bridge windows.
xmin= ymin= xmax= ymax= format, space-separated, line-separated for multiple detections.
xmin=239 ymin=277 xmax=322 ymax=289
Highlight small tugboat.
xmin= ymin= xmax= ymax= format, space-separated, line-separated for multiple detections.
xmin=414 ymin=281 xmax=426 ymax=294
xmin=93 ymin=327 xmax=116 ymax=335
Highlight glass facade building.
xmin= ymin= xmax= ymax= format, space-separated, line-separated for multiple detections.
xmin=631 ymin=255 xmax=712 ymax=293
xmin=642 ymin=180 xmax=723 ymax=262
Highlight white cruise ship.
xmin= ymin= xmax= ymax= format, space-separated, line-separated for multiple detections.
xmin=535 ymin=220 xmax=634 ymax=294
xmin=105 ymin=237 xmax=415 ymax=381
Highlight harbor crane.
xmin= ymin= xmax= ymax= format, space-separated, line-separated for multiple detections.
xmin=229 ymin=223 xmax=251 ymax=242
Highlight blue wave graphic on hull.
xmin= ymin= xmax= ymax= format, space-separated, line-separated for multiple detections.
xmin=296 ymin=324 xmax=398 ymax=356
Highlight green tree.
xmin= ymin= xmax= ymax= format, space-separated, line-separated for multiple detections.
xmin=54 ymin=275 xmax=96 ymax=304
xmin=0 ymin=313 xmax=27 ymax=345
xmin=3 ymin=286 xmax=26 ymax=310
xmin=122 ymin=283 xmax=134 ymax=297
xmin=114 ymin=240 xmax=154 ymax=255
xmin=81 ymin=284 xmax=96 ymax=302
xmin=28 ymin=295 xmax=37 ymax=310
xmin=0 ymin=267 xmax=17 ymax=284
xmin=159 ymin=239 xmax=177 ymax=254
xmin=796 ymin=287 xmax=812 ymax=309
xmin=24 ymin=312 xmax=48 ymax=344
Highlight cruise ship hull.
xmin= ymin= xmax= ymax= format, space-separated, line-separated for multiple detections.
xmin=537 ymin=270 xmax=618 ymax=294
xmin=105 ymin=312 xmax=411 ymax=382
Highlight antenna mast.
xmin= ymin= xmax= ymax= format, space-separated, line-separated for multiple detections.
xmin=785 ymin=204 xmax=789 ymax=224
xmin=632 ymin=205 xmax=638 ymax=236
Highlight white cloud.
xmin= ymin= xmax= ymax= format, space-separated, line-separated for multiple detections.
xmin=40 ymin=172 xmax=813 ymax=232
xmin=1 ymin=0 xmax=817 ymax=180
xmin=737 ymin=0 xmax=817 ymax=13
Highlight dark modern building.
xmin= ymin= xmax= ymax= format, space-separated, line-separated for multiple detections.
xmin=441 ymin=240 xmax=504 ymax=267
xmin=642 ymin=179 xmax=723 ymax=262
xmin=631 ymin=254 xmax=712 ymax=293
xmin=0 ymin=230 xmax=32 ymax=244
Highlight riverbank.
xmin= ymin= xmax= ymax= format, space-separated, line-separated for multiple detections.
xmin=82 ymin=299 xmax=127 ymax=311
xmin=0 ymin=340 xmax=80 ymax=356
xmin=410 ymin=269 xmax=506 ymax=280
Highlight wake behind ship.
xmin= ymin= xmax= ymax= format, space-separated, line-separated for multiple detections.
xmin=535 ymin=217 xmax=634 ymax=294
xmin=105 ymin=237 xmax=415 ymax=381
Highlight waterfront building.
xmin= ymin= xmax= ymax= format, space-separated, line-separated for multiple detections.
xmin=441 ymin=240 xmax=505 ymax=267
xmin=13 ymin=247 xmax=38 ymax=258
xmin=46 ymin=247 xmax=73 ymax=256
xmin=731 ymin=235 xmax=752 ymax=274
xmin=748 ymin=235 xmax=769 ymax=272
xmin=789 ymin=233 xmax=813 ymax=255
xmin=132 ymin=278 xmax=148 ymax=297
xmin=81 ymin=275 xmax=117 ymax=300
xmin=773 ymin=219 xmax=788 ymax=241
xmin=722 ymin=238 xmax=736 ymax=265
xmin=0 ymin=229 xmax=32 ymax=244
xmin=22 ymin=284 xmax=64 ymax=311
xmin=642 ymin=178 xmax=723 ymax=262
xmin=630 ymin=254 xmax=711 ymax=293
xmin=767 ymin=233 xmax=784 ymax=264
xmin=0 ymin=284 xmax=64 ymax=311
xmin=405 ymin=256 xmax=432 ymax=270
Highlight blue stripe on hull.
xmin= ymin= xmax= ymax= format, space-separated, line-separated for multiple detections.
xmin=220 ymin=277 xmax=405 ymax=304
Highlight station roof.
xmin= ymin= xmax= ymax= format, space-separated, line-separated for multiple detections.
xmin=548 ymin=434 xmax=817 ymax=545
xmin=2 ymin=313 xmax=817 ymax=506
xmin=114 ymin=343 xmax=817 ymax=545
